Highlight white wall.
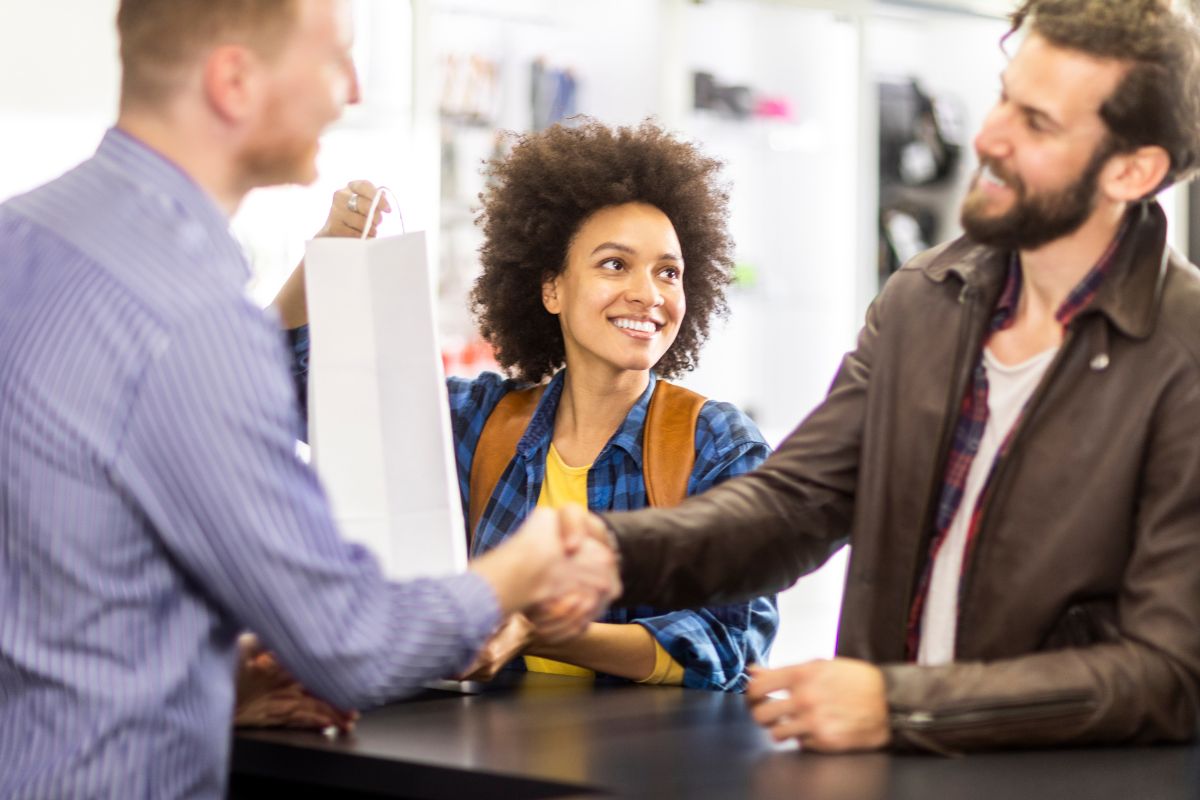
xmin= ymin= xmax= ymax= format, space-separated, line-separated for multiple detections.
xmin=0 ymin=0 xmax=121 ymax=201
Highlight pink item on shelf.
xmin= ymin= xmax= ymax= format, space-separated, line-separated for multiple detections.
xmin=754 ymin=97 xmax=792 ymax=119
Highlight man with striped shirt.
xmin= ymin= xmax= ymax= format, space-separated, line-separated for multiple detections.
xmin=0 ymin=1 xmax=618 ymax=797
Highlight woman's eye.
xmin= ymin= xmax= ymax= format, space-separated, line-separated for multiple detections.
xmin=661 ymin=266 xmax=681 ymax=280
xmin=599 ymin=258 xmax=623 ymax=270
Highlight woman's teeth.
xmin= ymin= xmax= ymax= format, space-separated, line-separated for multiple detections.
xmin=613 ymin=319 xmax=656 ymax=333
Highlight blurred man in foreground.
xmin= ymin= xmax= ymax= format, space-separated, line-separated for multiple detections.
xmin=0 ymin=2 xmax=617 ymax=797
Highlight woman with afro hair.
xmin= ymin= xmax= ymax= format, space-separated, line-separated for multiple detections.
xmin=277 ymin=120 xmax=777 ymax=692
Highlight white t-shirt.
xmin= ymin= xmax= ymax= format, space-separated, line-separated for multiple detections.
xmin=918 ymin=345 xmax=1058 ymax=666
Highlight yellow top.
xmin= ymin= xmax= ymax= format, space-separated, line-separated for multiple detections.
xmin=524 ymin=444 xmax=684 ymax=686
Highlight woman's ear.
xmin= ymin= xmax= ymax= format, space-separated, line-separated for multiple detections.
xmin=542 ymin=274 xmax=561 ymax=314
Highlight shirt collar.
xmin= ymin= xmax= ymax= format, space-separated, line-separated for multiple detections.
xmin=93 ymin=127 xmax=251 ymax=287
xmin=989 ymin=211 xmax=1132 ymax=333
xmin=514 ymin=369 xmax=658 ymax=468
xmin=929 ymin=201 xmax=1168 ymax=340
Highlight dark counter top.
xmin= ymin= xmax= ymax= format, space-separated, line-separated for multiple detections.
xmin=231 ymin=673 xmax=1199 ymax=799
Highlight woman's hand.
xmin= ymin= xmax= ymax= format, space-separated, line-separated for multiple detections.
xmin=272 ymin=179 xmax=391 ymax=329
xmin=317 ymin=180 xmax=391 ymax=239
xmin=457 ymin=614 xmax=536 ymax=681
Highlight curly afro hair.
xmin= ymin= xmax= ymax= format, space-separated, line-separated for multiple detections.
xmin=471 ymin=119 xmax=734 ymax=383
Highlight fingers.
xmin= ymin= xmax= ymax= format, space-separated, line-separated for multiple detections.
xmin=346 ymin=180 xmax=390 ymax=212
xmin=319 ymin=180 xmax=390 ymax=240
xmin=569 ymin=538 xmax=621 ymax=611
xmin=518 ymin=509 xmax=619 ymax=637
xmin=746 ymin=660 xmax=892 ymax=753
xmin=748 ymin=685 xmax=824 ymax=747
xmin=471 ymin=508 xmax=618 ymax=621
xmin=746 ymin=662 xmax=812 ymax=702
xmin=235 ymin=686 xmax=333 ymax=729
xmin=759 ymin=705 xmax=817 ymax=744
xmin=237 ymin=632 xmax=264 ymax=661
xmin=526 ymin=593 xmax=594 ymax=643
xmin=557 ymin=504 xmax=611 ymax=556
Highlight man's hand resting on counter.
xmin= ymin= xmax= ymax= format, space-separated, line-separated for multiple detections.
xmin=233 ymin=634 xmax=359 ymax=732
xmin=746 ymin=659 xmax=891 ymax=753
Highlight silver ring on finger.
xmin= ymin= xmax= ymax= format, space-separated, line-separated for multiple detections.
xmin=347 ymin=193 xmax=359 ymax=213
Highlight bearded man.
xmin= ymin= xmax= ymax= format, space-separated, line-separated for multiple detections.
xmin=604 ymin=0 xmax=1200 ymax=753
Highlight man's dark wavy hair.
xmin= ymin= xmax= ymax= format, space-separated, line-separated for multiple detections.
xmin=471 ymin=119 xmax=734 ymax=383
xmin=1005 ymin=0 xmax=1200 ymax=190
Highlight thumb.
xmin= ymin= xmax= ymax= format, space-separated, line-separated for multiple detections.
xmin=557 ymin=503 xmax=591 ymax=556
xmin=238 ymin=632 xmax=265 ymax=661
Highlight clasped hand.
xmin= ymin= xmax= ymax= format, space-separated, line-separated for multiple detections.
xmin=462 ymin=505 xmax=620 ymax=679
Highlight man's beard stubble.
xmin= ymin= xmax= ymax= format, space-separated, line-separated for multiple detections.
xmin=960 ymin=142 xmax=1114 ymax=251
xmin=236 ymin=93 xmax=321 ymax=190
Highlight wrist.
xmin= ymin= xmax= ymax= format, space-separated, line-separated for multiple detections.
xmin=470 ymin=540 xmax=546 ymax=615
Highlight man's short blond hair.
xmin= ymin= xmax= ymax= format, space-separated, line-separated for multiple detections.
xmin=116 ymin=0 xmax=298 ymax=109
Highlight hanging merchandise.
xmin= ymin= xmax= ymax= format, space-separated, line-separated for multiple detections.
xmin=440 ymin=53 xmax=501 ymax=126
xmin=530 ymin=57 xmax=578 ymax=131
xmin=878 ymin=78 xmax=961 ymax=186
xmin=877 ymin=78 xmax=965 ymax=280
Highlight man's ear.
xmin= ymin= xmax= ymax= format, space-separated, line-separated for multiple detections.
xmin=202 ymin=44 xmax=262 ymax=124
xmin=1101 ymin=144 xmax=1171 ymax=201
xmin=542 ymin=274 xmax=561 ymax=314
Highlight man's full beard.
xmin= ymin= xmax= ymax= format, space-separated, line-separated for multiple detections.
xmin=961 ymin=143 xmax=1113 ymax=251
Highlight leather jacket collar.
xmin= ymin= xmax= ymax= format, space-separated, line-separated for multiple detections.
xmin=919 ymin=200 xmax=1170 ymax=340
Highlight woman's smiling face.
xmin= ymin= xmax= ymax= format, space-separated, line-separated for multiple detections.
xmin=542 ymin=202 xmax=686 ymax=379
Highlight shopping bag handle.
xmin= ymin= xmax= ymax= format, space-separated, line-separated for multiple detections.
xmin=361 ymin=186 xmax=404 ymax=239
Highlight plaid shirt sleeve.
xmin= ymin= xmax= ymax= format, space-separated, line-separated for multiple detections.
xmin=623 ymin=399 xmax=779 ymax=692
xmin=285 ymin=324 xmax=310 ymax=428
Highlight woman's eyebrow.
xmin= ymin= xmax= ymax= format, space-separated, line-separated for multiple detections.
xmin=590 ymin=242 xmax=682 ymax=261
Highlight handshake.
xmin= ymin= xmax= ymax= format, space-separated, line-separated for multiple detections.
xmin=464 ymin=505 xmax=623 ymax=677
xmin=234 ymin=505 xmax=620 ymax=732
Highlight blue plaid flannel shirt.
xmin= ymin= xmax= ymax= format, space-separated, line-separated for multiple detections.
xmin=287 ymin=328 xmax=778 ymax=691
xmin=448 ymin=369 xmax=778 ymax=692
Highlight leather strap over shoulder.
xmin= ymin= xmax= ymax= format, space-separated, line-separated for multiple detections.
xmin=468 ymin=384 xmax=546 ymax=545
xmin=644 ymin=381 xmax=707 ymax=508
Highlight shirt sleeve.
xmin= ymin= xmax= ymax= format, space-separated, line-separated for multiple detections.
xmin=627 ymin=400 xmax=779 ymax=692
xmin=111 ymin=299 xmax=500 ymax=711
xmin=635 ymin=640 xmax=686 ymax=686
xmin=284 ymin=323 xmax=310 ymax=427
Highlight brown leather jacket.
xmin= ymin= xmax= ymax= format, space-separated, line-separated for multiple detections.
xmin=606 ymin=201 xmax=1200 ymax=751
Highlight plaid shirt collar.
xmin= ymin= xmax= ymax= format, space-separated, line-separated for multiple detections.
xmin=990 ymin=214 xmax=1132 ymax=334
xmin=514 ymin=369 xmax=656 ymax=469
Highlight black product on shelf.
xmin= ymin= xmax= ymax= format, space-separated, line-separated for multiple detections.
xmin=878 ymin=78 xmax=960 ymax=187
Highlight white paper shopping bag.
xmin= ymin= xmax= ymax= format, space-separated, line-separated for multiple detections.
xmin=304 ymin=209 xmax=467 ymax=581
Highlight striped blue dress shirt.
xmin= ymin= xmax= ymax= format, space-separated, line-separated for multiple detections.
xmin=0 ymin=129 xmax=500 ymax=799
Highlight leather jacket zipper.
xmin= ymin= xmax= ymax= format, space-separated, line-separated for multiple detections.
xmin=892 ymin=692 xmax=1096 ymax=732
xmin=906 ymin=282 xmax=983 ymax=640
xmin=955 ymin=322 xmax=1079 ymax=648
